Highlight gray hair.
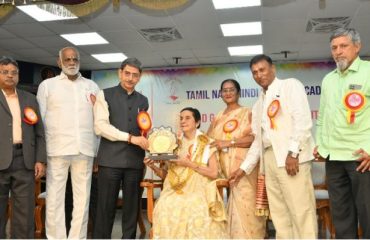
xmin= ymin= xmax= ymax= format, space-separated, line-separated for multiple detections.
xmin=120 ymin=57 xmax=142 ymax=73
xmin=0 ymin=56 xmax=19 ymax=69
xmin=330 ymin=28 xmax=361 ymax=44
xmin=58 ymin=46 xmax=80 ymax=60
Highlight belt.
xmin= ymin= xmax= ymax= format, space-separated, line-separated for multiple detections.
xmin=13 ymin=143 xmax=23 ymax=149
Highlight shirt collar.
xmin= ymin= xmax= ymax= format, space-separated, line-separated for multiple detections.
xmin=1 ymin=88 xmax=17 ymax=98
xmin=118 ymin=84 xmax=136 ymax=96
xmin=59 ymin=71 xmax=82 ymax=81
xmin=334 ymin=56 xmax=361 ymax=75
xmin=264 ymin=77 xmax=279 ymax=95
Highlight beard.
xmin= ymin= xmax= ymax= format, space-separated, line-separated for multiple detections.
xmin=335 ymin=58 xmax=349 ymax=72
xmin=61 ymin=64 xmax=80 ymax=76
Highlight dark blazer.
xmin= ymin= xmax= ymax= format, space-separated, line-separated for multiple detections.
xmin=0 ymin=88 xmax=46 ymax=170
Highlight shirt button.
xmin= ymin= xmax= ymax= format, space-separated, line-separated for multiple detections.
xmin=8 ymin=123 xmax=12 ymax=126
xmin=128 ymin=107 xmax=132 ymax=110
xmin=129 ymin=118 xmax=132 ymax=122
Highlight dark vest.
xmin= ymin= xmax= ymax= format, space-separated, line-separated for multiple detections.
xmin=97 ymin=85 xmax=149 ymax=169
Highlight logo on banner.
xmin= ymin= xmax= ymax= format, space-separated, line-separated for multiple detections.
xmin=165 ymin=77 xmax=182 ymax=104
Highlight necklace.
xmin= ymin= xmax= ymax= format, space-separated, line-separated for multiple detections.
xmin=167 ymin=133 xmax=209 ymax=194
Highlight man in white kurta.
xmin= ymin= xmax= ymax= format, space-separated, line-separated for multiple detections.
xmin=230 ymin=54 xmax=317 ymax=238
xmin=37 ymin=47 xmax=99 ymax=239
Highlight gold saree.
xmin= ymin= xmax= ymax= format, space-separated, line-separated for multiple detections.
xmin=208 ymin=107 xmax=266 ymax=239
xmin=152 ymin=132 xmax=228 ymax=239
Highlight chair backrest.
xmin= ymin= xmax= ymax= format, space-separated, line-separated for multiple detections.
xmin=311 ymin=161 xmax=326 ymax=188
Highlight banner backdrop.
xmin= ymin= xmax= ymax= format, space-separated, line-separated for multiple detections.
xmin=92 ymin=61 xmax=335 ymax=135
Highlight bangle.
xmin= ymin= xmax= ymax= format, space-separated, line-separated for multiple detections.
xmin=231 ymin=139 xmax=236 ymax=147
xmin=128 ymin=134 xmax=132 ymax=144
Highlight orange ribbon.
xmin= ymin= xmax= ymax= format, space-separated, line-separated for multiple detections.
xmin=223 ymin=119 xmax=238 ymax=140
xmin=23 ymin=107 xmax=38 ymax=125
xmin=343 ymin=91 xmax=366 ymax=124
xmin=267 ymin=100 xmax=280 ymax=129
xmin=137 ymin=111 xmax=152 ymax=137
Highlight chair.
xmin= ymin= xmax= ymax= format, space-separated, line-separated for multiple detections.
xmin=311 ymin=161 xmax=335 ymax=239
xmin=34 ymin=179 xmax=46 ymax=238
xmin=140 ymin=178 xmax=229 ymax=239
xmin=140 ymin=179 xmax=163 ymax=238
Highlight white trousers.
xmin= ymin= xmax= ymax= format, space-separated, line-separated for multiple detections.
xmin=264 ymin=148 xmax=318 ymax=239
xmin=45 ymin=154 xmax=93 ymax=239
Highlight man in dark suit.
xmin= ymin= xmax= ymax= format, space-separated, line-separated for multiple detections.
xmin=93 ymin=58 xmax=149 ymax=239
xmin=0 ymin=56 xmax=46 ymax=238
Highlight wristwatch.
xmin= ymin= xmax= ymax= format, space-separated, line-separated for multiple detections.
xmin=288 ymin=150 xmax=299 ymax=158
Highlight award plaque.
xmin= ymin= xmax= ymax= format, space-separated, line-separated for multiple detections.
xmin=148 ymin=126 xmax=178 ymax=160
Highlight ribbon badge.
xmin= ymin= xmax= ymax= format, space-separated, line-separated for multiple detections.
xmin=267 ymin=100 xmax=280 ymax=129
xmin=23 ymin=107 xmax=38 ymax=125
xmin=223 ymin=119 xmax=238 ymax=140
xmin=137 ymin=111 xmax=152 ymax=137
xmin=343 ymin=91 xmax=366 ymax=124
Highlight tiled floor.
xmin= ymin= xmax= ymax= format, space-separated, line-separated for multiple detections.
xmin=7 ymin=207 xmax=330 ymax=239
xmin=111 ymin=209 xmax=150 ymax=239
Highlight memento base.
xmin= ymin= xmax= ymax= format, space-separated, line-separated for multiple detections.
xmin=148 ymin=154 xmax=178 ymax=160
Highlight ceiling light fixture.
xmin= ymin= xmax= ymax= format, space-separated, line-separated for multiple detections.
xmin=221 ymin=22 xmax=262 ymax=37
xmin=61 ymin=32 xmax=109 ymax=46
xmin=92 ymin=53 xmax=127 ymax=63
xmin=17 ymin=4 xmax=77 ymax=21
xmin=0 ymin=0 xmax=110 ymax=20
xmin=212 ymin=0 xmax=261 ymax=9
xmin=228 ymin=45 xmax=263 ymax=56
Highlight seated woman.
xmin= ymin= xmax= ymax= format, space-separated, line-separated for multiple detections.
xmin=144 ymin=107 xmax=228 ymax=239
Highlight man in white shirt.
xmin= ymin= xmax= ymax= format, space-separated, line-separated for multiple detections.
xmin=37 ymin=46 xmax=100 ymax=239
xmin=229 ymin=54 xmax=317 ymax=238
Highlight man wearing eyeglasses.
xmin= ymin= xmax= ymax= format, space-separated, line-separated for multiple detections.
xmin=93 ymin=58 xmax=149 ymax=239
xmin=37 ymin=47 xmax=100 ymax=239
xmin=0 ymin=56 xmax=46 ymax=238
xmin=315 ymin=28 xmax=370 ymax=238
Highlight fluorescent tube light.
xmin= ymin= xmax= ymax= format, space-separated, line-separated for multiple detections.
xmin=228 ymin=45 xmax=263 ymax=56
xmin=92 ymin=53 xmax=128 ymax=63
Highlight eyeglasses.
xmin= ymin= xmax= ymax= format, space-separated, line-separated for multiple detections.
xmin=123 ymin=70 xmax=140 ymax=79
xmin=221 ymin=88 xmax=237 ymax=94
xmin=0 ymin=70 xmax=19 ymax=76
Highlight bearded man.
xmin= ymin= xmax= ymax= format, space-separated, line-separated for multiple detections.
xmin=315 ymin=28 xmax=370 ymax=238
xmin=37 ymin=46 xmax=100 ymax=239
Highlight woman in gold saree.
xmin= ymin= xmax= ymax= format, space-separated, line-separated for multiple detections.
xmin=207 ymin=79 xmax=266 ymax=238
xmin=144 ymin=107 xmax=228 ymax=239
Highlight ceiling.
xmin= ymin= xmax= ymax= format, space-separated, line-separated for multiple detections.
xmin=0 ymin=0 xmax=370 ymax=71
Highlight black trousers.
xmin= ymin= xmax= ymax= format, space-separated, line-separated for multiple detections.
xmin=326 ymin=160 xmax=370 ymax=238
xmin=0 ymin=146 xmax=35 ymax=239
xmin=93 ymin=166 xmax=142 ymax=239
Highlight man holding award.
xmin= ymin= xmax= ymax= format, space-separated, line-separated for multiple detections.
xmin=93 ymin=57 xmax=149 ymax=239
